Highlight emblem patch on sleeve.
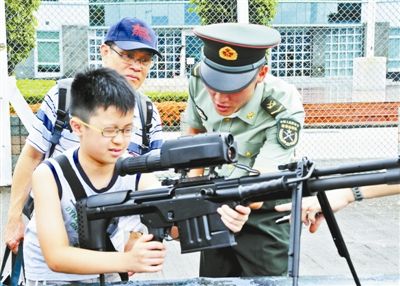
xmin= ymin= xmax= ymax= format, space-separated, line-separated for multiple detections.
xmin=261 ymin=96 xmax=286 ymax=118
xmin=277 ymin=118 xmax=301 ymax=149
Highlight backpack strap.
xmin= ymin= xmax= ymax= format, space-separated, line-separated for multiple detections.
xmin=48 ymin=78 xmax=74 ymax=158
xmin=54 ymin=154 xmax=128 ymax=281
xmin=54 ymin=155 xmax=87 ymax=200
xmin=144 ymin=100 xmax=153 ymax=148
xmin=136 ymin=93 xmax=153 ymax=153
xmin=10 ymin=244 xmax=24 ymax=286
xmin=1 ymin=245 xmax=25 ymax=286
xmin=0 ymin=247 xmax=10 ymax=281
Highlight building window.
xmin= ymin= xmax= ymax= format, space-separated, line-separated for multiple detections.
xmin=184 ymin=34 xmax=202 ymax=77
xmin=324 ymin=27 xmax=364 ymax=76
xmin=150 ymin=28 xmax=182 ymax=78
xmin=88 ymin=28 xmax=105 ymax=69
xmin=388 ymin=28 xmax=400 ymax=72
xmin=152 ymin=16 xmax=168 ymax=26
xmin=270 ymin=28 xmax=312 ymax=77
xmin=36 ymin=31 xmax=61 ymax=77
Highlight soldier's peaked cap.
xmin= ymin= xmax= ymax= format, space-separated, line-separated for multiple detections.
xmin=193 ymin=23 xmax=281 ymax=93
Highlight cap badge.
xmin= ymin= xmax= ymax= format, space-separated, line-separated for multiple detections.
xmin=132 ymin=24 xmax=151 ymax=43
xmin=219 ymin=46 xmax=238 ymax=61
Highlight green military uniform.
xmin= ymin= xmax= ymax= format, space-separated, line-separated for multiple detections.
xmin=184 ymin=23 xmax=305 ymax=277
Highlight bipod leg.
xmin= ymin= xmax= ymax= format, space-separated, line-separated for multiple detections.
xmin=99 ymin=273 xmax=105 ymax=286
xmin=317 ymin=191 xmax=361 ymax=286
xmin=288 ymin=161 xmax=306 ymax=286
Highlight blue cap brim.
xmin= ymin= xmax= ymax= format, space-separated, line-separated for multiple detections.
xmin=199 ymin=61 xmax=259 ymax=93
xmin=114 ymin=41 xmax=162 ymax=57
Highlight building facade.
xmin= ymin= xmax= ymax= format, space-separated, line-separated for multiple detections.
xmin=14 ymin=0 xmax=400 ymax=83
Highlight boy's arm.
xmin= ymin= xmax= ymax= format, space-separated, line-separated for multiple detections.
xmin=33 ymin=164 xmax=165 ymax=274
xmin=5 ymin=144 xmax=44 ymax=252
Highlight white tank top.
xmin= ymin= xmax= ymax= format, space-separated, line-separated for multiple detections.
xmin=24 ymin=148 xmax=143 ymax=281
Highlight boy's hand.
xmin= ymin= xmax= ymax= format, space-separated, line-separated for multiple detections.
xmin=126 ymin=234 xmax=166 ymax=273
xmin=218 ymin=204 xmax=251 ymax=233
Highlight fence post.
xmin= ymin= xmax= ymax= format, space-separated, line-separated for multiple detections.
xmin=0 ymin=0 xmax=12 ymax=186
xmin=366 ymin=0 xmax=376 ymax=57
xmin=398 ymin=107 xmax=400 ymax=155
xmin=237 ymin=0 xmax=249 ymax=24
xmin=8 ymin=76 xmax=35 ymax=133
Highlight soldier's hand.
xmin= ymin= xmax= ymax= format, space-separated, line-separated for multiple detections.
xmin=218 ymin=204 xmax=251 ymax=233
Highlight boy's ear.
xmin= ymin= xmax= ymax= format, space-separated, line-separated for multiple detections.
xmin=69 ymin=117 xmax=83 ymax=136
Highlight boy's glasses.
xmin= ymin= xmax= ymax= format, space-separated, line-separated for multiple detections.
xmin=109 ymin=45 xmax=154 ymax=69
xmin=79 ymin=120 xmax=133 ymax=138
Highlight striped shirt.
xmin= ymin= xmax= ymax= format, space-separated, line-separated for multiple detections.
xmin=27 ymin=84 xmax=164 ymax=158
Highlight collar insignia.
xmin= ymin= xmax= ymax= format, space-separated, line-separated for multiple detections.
xmin=246 ymin=112 xmax=255 ymax=120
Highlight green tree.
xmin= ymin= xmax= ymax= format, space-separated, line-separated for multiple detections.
xmin=189 ymin=0 xmax=278 ymax=26
xmin=5 ymin=0 xmax=41 ymax=75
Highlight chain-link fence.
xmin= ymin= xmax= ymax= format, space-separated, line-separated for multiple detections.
xmin=5 ymin=0 xmax=400 ymax=168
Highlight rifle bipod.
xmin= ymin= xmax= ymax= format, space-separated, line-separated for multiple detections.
xmin=286 ymin=158 xmax=361 ymax=286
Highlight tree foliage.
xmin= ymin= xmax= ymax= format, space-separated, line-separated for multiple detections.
xmin=189 ymin=0 xmax=278 ymax=25
xmin=5 ymin=0 xmax=41 ymax=75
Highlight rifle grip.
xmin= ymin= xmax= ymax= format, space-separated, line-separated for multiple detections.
xmin=148 ymin=227 xmax=165 ymax=242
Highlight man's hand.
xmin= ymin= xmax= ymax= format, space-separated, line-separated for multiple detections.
xmin=5 ymin=216 xmax=25 ymax=252
xmin=5 ymin=144 xmax=44 ymax=252
xmin=218 ymin=204 xmax=251 ymax=233
xmin=274 ymin=190 xmax=354 ymax=233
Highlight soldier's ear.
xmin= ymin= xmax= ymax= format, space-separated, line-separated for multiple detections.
xmin=256 ymin=66 xmax=268 ymax=83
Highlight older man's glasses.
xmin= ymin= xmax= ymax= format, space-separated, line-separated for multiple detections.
xmin=79 ymin=120 xmax=133 ymax=138
xmin=109 ymin=45 xmax=154 ymax=69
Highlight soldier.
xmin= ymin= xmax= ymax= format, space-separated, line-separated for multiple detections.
xmin=184 ymin=23 xmax=305 ymax=277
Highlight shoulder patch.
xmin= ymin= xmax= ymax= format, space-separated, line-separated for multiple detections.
xmin=191 ymin=63 xmax=200 ymax=77
xmin=261 ymin=96 xmax=286 ymax=118
xmin=277 ymin=118 xmax=301 ymax=149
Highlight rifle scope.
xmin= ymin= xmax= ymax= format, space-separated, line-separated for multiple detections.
xmin=117 ymin=133 xmax=237 ymax=176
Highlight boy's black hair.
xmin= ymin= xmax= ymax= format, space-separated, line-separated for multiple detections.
xmin=70 ymin=67 xmax=136 ymax=121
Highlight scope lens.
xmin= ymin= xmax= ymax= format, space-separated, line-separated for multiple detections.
xmin=227 ymin=146 xmax=237 ymax=162
xmin=225 ymin=134 xmax=234 ymax=146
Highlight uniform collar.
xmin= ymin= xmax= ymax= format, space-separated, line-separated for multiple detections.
xmin=235 ymin=83 xmax=264 ymax=125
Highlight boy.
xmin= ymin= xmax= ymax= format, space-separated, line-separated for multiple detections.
xmin=24 ymin=67 xmax=250 ymax=284
xmin=24 ymin=68 xmax=165 ymax=284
